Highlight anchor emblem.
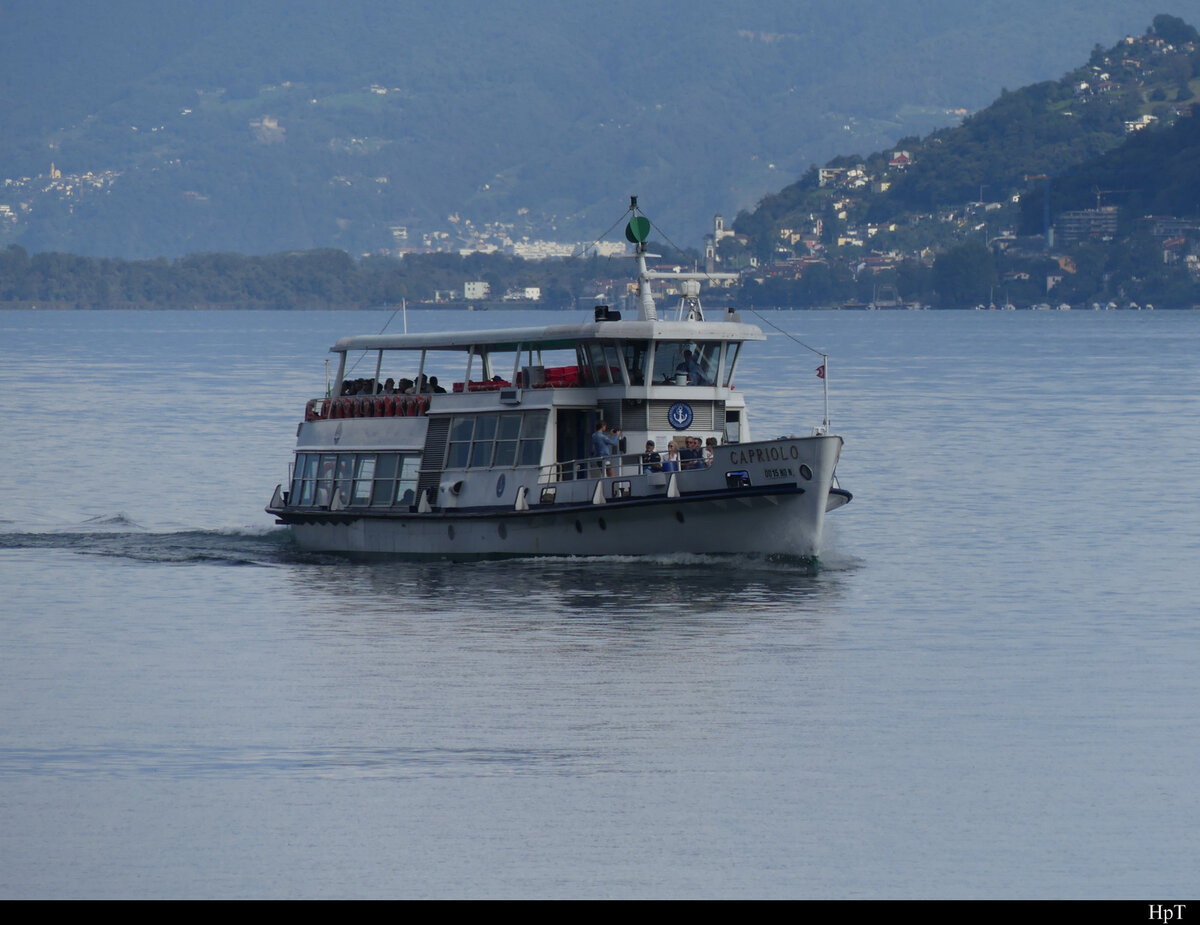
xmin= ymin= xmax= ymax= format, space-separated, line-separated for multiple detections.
xmin=668 ymin=402 xmax=693 ymax=430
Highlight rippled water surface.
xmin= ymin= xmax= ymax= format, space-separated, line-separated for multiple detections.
xmin=2 ymin=308 xmax=1198 ymax=897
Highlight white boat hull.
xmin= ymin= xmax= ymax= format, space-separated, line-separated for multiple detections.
xmin=277 ymin=435 xmax=845 ymax=559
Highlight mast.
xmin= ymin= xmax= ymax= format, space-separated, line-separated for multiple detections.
xmin=626 ymin=196 xmax=657 ymax=321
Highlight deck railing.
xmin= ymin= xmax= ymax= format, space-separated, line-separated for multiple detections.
xmin=533 ymin=450 xmax=703 ymax=483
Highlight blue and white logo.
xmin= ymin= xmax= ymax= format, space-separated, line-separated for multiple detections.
xmin=668 ymin=402 xmax=694 ymax=430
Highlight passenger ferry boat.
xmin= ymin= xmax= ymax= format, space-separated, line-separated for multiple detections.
xmin=267 ymin=200 xmax=851 ymax=558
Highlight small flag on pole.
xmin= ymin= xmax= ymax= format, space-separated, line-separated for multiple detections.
xmin=815 ymin=363 xmax=826 ymax=379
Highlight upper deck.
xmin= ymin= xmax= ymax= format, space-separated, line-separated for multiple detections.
xmin=327 ymin=311 xmax=766 ymax=404
xmin=330 ymin=315 xmax=765 ymax=356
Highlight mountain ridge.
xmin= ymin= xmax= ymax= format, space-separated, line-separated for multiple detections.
xmin=0 ymin=0 xmax=1172 ymax=257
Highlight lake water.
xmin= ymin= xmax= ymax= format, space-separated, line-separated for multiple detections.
xmin=1 ymin=306 xmax=1198 ymax=898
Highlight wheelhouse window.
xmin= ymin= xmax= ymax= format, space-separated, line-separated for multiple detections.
xmin=652 ymin=341 xmax=723 ymax=385
xmin=722 ymin=342 xmax=741 ymax=387
xmin=578 ymin=342 xmax=625 ymax=385
xmin=621 ymin=341 xmax=650 ymax=385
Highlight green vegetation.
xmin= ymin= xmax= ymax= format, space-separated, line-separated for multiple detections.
xmin=0 ymin=243 xmax=694 ymax=311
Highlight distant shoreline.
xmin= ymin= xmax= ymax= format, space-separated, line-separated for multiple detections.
xmin=4 ymin=301 xmax=1198 ymax=312
xmin=0 ymin=300 xmax=567 ymax=312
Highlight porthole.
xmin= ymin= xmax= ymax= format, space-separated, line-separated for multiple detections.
xmin=676 ymin=511 xmax=685 ymax=524
xmin=498 ymin=522 xmax=508 ymax=539
xmin=799 ymin=464 xmax=813 ymax=481
xmin=447 ymin=525 xmax=455 ymax=540
xmin=598 ymin=517 xmax=607 ymax=531
xmin=574 ymin=520 xmax=583 ymax=533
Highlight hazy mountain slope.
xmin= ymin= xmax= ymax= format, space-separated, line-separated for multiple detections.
xmin=0 ymin=0 xmax=1173 ymax=256
xmin=735 ymin=15 xmax=1200 ymax=249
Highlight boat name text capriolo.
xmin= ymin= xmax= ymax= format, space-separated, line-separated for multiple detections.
xmin=728 ymin=444 xmax=802 ymax=466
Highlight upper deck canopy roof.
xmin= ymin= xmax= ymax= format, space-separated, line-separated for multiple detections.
xmin=331 ymin=319 xmax=767 ymax=354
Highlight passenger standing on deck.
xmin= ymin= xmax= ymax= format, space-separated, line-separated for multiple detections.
xmin=591 ymin=421 xmax=621 ymax=477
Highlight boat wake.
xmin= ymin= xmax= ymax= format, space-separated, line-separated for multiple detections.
xmin=0 ymin=524 xmax=313 ymax=567
xmin=78 ymin=512 xmax=145 ymax=529
xmin=0 ymin=742 xmax=590 ymax=781
xmin=0 ymin=526 xmax=857 ymax=573
xmin=1 ymin=521 xmax=858 ymax=574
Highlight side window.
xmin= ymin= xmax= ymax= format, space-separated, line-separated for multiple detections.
xmin=291 ymin=453 xmax=308 ymax=504
xmin=333 ymin=454 xmax=354 ymax=507
xmin=446 ymin=416 xmax=474 ymax=468
xmin=314 ymin=454 xmax=337 ymax=506
xmin=493 ymin=414 xmax=523 ymax=467
xmin=300 ymin=454 xmax=318 ymax=505
xmin=396 ymin=457 xmax=420 ymax=507
xmin=725 ymin=410 xmax=742 ymax=444
xmin=352 ymin=455 xmax=376 ymax=505
xmin=519 ymin=412 xmax=547 ymax=466
xmin=443 ymin=412 xmax=548 ymax=469
xmin=470 ymin=415 xmax=498 ymax=467
xmin=372 ymin=454 xmax=398 ymax=506
xmin=295 ymin=452 xmax=417 ymax=508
